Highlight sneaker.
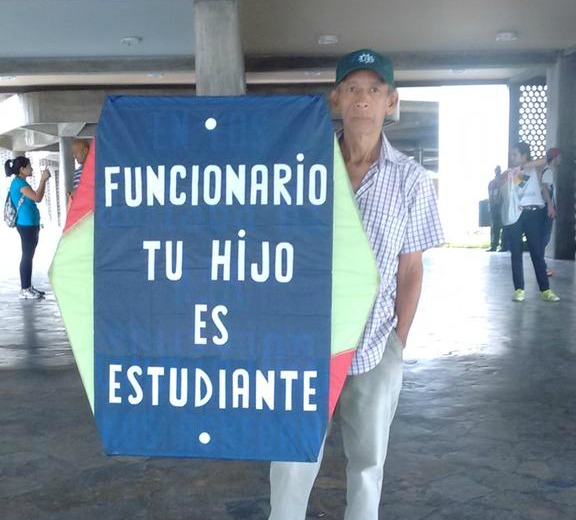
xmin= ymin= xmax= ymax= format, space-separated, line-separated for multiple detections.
xmin=19 ymin=288 xmax=42 ymax=300
xmin=541 ymin=289 xmax=560 ymax=302
xmin=512 ymin=289 xmax=525 ymax=302
xmin=30 ymin=286 xmax=46 ymax=296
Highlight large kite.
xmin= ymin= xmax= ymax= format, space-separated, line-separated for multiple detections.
xmin=50 ymin=95 xmax=379 ymax=461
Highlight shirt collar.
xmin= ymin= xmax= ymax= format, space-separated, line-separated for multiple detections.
xmin=379 ymin=131 xmax=404 ymax=166
xmin=337 ymin=129 xmax=403 ymax=170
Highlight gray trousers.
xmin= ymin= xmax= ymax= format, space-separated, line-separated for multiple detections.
xmin=269 ymin=331 xmax=404 ymax=520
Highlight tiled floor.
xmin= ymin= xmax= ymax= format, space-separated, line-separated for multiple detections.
xmin=1 ymin=227 xmax=575 ymax=519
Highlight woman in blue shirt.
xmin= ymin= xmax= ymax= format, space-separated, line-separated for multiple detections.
xmin=5 ymin=156 xmax=51 ymax=299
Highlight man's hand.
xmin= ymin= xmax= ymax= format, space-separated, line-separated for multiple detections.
xmin=547 ymin=203 xmax=556 ymax=219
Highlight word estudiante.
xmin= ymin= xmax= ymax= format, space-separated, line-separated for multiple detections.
xmin=108 ymin=364 xmax=318 ymax=412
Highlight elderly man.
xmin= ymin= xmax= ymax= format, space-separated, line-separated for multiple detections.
xmin=71 ymin=138 xmax=91 ymax=192
xmin=268 ymin=49 xmax=444 ymax=520
xmin=66 ymin=138 xmax=91 ymax=212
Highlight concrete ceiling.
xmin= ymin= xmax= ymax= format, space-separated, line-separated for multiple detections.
xmin=0 ymin=0 xmax=574 ymax=88
xmin=0 ymin=0 xmax=196 ymax=58
xmin=0 ymin=0 xmax=574 ymax=153
xmin=241 ymin=0 xmax=576 ymax=55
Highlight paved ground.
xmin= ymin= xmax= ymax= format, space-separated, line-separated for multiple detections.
xmin=1 ymin=224 xmax=575 ymax=520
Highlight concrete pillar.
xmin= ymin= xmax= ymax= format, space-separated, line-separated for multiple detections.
xmin=193 ymin=0 xmax=245 ymax=96
xmin=59 ymin=137 xmax=74 ymax=217
xmin=508 ymin=84 xmax=521 ymax=157
xmin=51 ymin=166 xmax=64 ymax=227
xmin=546 ymin=53 xmax=576 ymax=260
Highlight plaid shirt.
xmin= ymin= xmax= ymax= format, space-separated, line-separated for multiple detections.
xmin=73 ymin=165 xmax=83 ymax=190
xmin=348 ymin=132 xmax=444 ymax=375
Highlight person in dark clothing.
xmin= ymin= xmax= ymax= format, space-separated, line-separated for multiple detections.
xmin=487 ymin=166 xmax=503 ymax=251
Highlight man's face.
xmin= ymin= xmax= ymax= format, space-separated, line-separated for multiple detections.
xmin=72 ymin=142 xmax=89 ymax=164
xmin=331 ymin=70 xmax=398 ymax=137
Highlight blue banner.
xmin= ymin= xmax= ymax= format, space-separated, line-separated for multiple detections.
xmin=94 ymin=95 xmax=334 ymax=461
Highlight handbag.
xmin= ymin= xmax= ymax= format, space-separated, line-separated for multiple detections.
xmin=501 ymin=170 xmax=522 ymax=226
xmin=4 ymin=192 xmax=24 ymax=228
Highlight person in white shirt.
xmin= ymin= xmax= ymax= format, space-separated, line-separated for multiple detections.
xmin=504 ymin=142 xmax=559 ymax=302
xmin=541 ymin=147 xmax=560 ymax=275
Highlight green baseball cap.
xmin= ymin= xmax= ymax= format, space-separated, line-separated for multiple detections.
xmin=336 ymin=49 xmax=394 ymax=86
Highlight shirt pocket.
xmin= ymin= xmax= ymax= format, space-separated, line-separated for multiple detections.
xmin=364 ymin=210 xmax=406 ymax=267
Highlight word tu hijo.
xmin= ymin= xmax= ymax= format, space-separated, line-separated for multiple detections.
xmin=143 ymin=229 xmax=294 ymax=284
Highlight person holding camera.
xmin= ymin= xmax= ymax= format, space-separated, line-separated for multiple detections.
xmin=5 ymin=156 xmax=51 ymax=299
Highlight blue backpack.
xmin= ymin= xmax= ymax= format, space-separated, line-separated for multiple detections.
xmin=4 ymin=191 xmax=24 ymax=227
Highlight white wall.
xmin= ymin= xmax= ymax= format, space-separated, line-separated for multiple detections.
xmin=399 ymin=85 xmax=510 ymax=246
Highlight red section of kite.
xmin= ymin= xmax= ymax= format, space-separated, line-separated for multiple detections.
xmin=329 ymin=350 xmax=355 ymax=418
xmin=64 ymin=142 xmax=96 ymax=233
